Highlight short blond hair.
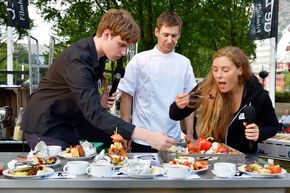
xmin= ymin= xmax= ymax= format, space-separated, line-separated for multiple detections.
xmin=96 ymin=9 xmax=140 ymax=44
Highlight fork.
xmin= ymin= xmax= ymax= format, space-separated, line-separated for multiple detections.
xmin=190 ymin=94 xmax=214 ymax=99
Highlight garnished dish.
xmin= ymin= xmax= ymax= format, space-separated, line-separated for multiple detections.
xmin=3 ymin=164 xmax=54 ymax=179
xmin=30 ymin=157 xmax=60 ymax=168
xmin=168 ymin=137 xmax=239 ymax=155
xmin=165 ymin=157 xmax=208 ymax=173
xmin=108 ymin=130 xmax=128 ymax=166
xmin=119 ymin=160 xmax=162 ymax=179
xmin=23 ymin=141 xmax=61 ymax=168
xmin=58 ymin=141 xmax=97 ymax=160
xmin=238 ymin=161 xmax=287 ymax=177
xmin=64 ymin=145 xmax=86 ymax=157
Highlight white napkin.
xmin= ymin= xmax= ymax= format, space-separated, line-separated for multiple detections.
xmin=93 ymin=150 xmax=111 ymax=164
xmin=81 ymin=141 xmax=96 ymax=156
xmin=27 ymin=141 xmax=49 ymax=160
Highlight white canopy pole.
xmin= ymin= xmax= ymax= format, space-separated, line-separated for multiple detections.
xmin=269 ymin=37 xmax=276 ymax=107
xmin=7 ymin=26 xmax=13 ymax=86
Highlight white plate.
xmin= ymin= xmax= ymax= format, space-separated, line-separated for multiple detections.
xmin=126 ymin=173 xmax=157 ymax=179
xmin=29 ymin=158 xmax=61 ymax=168
xmin=58 ymin=152 xmax=96 ymax=160
xmin=120 ymin=166 xmax=163 ymax=179
xmin=3 ymin=167 xmax=54 ymax=179
xmin=162 ymin=163 xmax=208 ymax=173
xmin=191 ymin=166 xmax=208 ymax=173
xmin=237 ymin=165 xmax=287 ymax=178
xmin=45 ymin=159 xmax=61 ymax=168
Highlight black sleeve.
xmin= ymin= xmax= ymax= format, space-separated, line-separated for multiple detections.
xmin=257 ymin=94 xmax=279 ymax=142
xmin=63 ymin=49 xmax=135 ymax=140
xmin=169 ymin=84 xmax=199 ymax=120
xmin=169 ymin=102 xmax=195 ymax=120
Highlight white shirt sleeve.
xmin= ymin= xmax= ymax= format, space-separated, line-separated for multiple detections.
xmin=117 ymin=56 xmax=138 ymax=96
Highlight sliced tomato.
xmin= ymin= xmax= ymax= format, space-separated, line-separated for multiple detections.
xmin=172 ymin=160 xmax=177 ymax=164
xmin=270 ymin=166 xmax=282 ymax=174
xmin=183 ymin=161 xmax=190 ymax=167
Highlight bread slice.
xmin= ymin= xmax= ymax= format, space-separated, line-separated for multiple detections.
xmin=71 ymin=147 xmax=79 ymax=157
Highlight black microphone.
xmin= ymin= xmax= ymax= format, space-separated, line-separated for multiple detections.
xmin=243 ymin=106 xmax=256 ymax=149
xmin=109 ymin=66 xmax=125 ymax=96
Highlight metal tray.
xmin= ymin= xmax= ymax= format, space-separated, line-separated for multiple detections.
xmin=158 ymin=144 xmax=245 ymax=165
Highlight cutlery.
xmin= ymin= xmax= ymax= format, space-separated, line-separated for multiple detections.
xmin=190 ymin=93 xmax=214 ymax=99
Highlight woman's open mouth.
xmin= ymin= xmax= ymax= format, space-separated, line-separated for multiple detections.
xmin=218 ymin=81 xmax=226 ymax=89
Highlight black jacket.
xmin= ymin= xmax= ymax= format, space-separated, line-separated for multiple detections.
xmin=21 ymin=35 xmax=135 ymax=145
xmin=169 ymin=76 xmax=279 ymax=153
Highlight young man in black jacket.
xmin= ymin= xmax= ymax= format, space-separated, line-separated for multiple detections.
xmin=21 ymin=9 xmax=176 ymax=150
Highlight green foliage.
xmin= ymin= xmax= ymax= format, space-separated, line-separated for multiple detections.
xmin=275 ymin=92 xmax=290 ymax=102
xmin=31 ymin=0 xmax=256 ymax=78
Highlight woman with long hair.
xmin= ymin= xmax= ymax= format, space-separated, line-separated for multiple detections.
xmin=169 ymin=46 xmax=279 ymax=155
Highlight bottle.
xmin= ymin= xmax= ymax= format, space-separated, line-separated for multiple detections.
xmin=13 ymin=107 xmax=24 ymax=141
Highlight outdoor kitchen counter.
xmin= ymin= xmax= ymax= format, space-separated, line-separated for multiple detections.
xmin=0 ymin=152 xmax=289 ymax=193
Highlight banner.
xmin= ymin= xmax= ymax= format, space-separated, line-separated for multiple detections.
xmin=7 ymin=0 xmax=30 ymax=29
xmin=247 ymin=0 xmax=277 ymax=40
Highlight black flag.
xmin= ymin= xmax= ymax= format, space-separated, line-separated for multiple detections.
xmin=7 ymin=0 xmax=30 ymax=29
xmin=247 ymin=0 xmax=277 ymax=40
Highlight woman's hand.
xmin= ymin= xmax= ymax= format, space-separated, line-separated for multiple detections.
xmin=175 ymin=92 xmax=190 ymax=109
xmin=100 ymin=89 xmax=118 ymax=109
xmin=131 ymin=127 xmax=176 ymax=150
xmin=243 ymin=122 xmax=259 ymax=141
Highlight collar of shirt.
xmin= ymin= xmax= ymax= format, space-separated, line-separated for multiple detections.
xmin=153 ymin=45 xmax=174 ymax=56
xmin=90 ymin=34 xmax=107 ymax=78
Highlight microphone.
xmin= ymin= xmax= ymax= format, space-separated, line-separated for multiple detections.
xmin=243 ymin=106 xmax=256 ymax=149
xmin=109 ymin=66 xmax=125 ymax=96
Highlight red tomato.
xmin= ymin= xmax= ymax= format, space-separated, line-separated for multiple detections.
xmin=270 ymin=166 xmax=282 ymax=174
xmin=197 ymin=138 xmax=212 ymax=151
xmin=215 ymin=145 xmax=228 ymax=153
xmin=172 ymin=160 xmax=177 ymax=164
xmin=183 ymin=161 xmax=190 ymax=167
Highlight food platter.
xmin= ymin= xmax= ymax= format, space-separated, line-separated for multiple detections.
xmin=58 ymin=152 xmax=96 ymax=160
xmin=237 ymin=165 xmax=287 ymax=178
xmin=3 ymin=167 xmax=54 ymax=179
xmin=162 ymin=163 xmax=208 ymax=174
xmin=119 ymin=166 xmax=163 ymax=179
xmin=125 ymin=173 xmax=159 ymax=179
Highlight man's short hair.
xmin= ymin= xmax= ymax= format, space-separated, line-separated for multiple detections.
xmin=97 ymin=9 xmax=140 ymax=44
xmin=156 ymin=11 xmax=182 ymax=33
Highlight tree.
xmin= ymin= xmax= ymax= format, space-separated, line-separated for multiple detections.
xmin=31 ymin=0 xmax=256 ymax=77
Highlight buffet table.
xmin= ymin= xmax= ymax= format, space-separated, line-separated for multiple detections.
xmin=0 ymin=152 xmax=289 ymax=193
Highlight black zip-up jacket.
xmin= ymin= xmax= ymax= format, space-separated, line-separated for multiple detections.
xmin=169 ymin=76 xmax=279 ymax=153
xmin=21 ymin=35 xmax=135 ymax=145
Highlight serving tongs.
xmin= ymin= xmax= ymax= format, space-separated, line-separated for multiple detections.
xmin=190 ymin=93 xmax=214 ymax=99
